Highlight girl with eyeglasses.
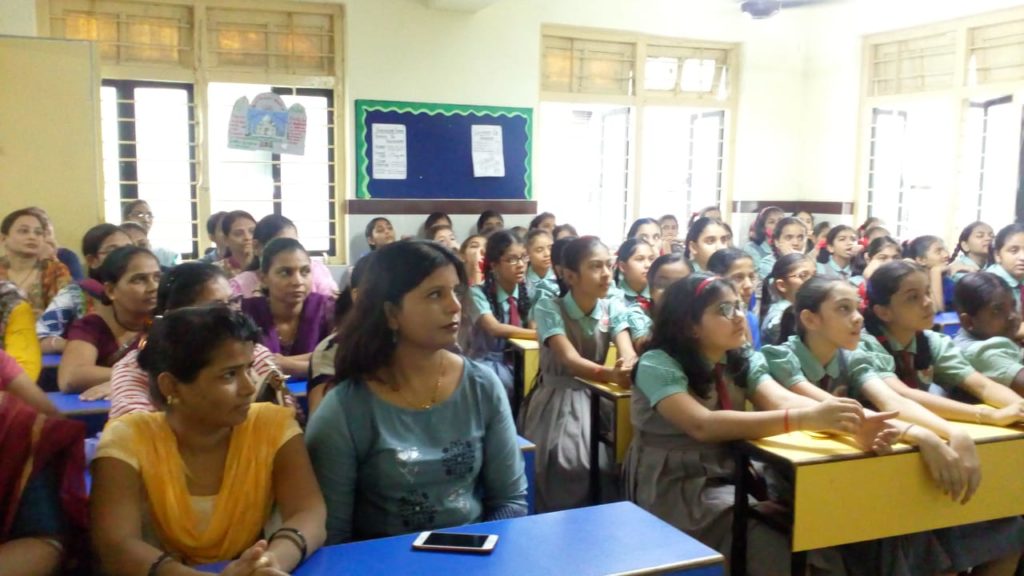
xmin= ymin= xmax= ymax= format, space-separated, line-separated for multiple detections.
xmin=758 ymin=253 xmax=816 ymax=347
xmin=625 ymin=274 xmax=878 ymax=574
xmin=121 ymin=200 xmax=179 ymax=268
xmin=465 ymin=231 xmax=536 ymax=399
xmin=108 ymin=262 xmax=284 ymax=420
xmin=706 ymin=248 xmax=761 ymax=349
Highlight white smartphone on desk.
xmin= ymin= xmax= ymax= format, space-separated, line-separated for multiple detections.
xmin=412 ymin=531 xmax=498 ymax=554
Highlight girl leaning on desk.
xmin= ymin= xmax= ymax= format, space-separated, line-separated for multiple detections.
xmin=306 ymin=240 xmax=528 ymax=544
xmin=91 ymin=306 xmax=326 ymax=575
xmin=624 ymin=273 xmax=899 ymax=576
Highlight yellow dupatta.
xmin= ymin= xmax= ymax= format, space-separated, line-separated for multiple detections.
xmin=124 ymin=403 xmax=294 ymax=564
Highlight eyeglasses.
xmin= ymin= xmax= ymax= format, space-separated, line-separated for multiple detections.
xmin=130 ymin=211 xmax=154 ymax=220
xmin=502 ymin=255 xmax=529 ymax=265
xmin=787 ymin=271 xmax=815 ymax=281
xmin=716 ymin=300 xmax=746 ymax=320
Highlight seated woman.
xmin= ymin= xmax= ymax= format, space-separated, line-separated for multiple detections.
xmin=1 ymin=389 xmax=88 ymax=576
xmin=37 ymin=224 xmax=133 ymax=354
xmin=91 ymin=306 xmax=326 ymax=574
xmin=0 ymin=282 xmax=42 ymax=382
xmin=27 ymin=207 xmax=83 ymax=282
xmin=109 ymin=262 xmax=282 ymax=420
xmin=121 ymin=200 xmax=178 ymax=268
xmin=306 ymin=240 xmax=527 ymax=544
xmin=214 ymin=210 xmax=257 ymax=279
xmin=229 ymin=215 xmax=338 ymax=299
xmin=241 ymin=238 xmax=333 ymax=378
xmin=57 ymin=247 xmax=159 ymax=400
xmin=0 ymin=208 xmax=71 ymax=318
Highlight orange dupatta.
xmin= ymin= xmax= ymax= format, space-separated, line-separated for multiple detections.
xmin=115 ymin=403 xmax=294 ymax=565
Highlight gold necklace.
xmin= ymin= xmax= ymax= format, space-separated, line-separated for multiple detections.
xmin=9 ymin=261 xmax=38 ymax=289
xmin=388 ymin=353 xmax=445 ymax=410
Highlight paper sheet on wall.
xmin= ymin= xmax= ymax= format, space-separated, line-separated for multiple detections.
xmin=471 ymin=125 xmax=505 ymax=178
xmin=372 ymin=124 xmax=407 ymax=180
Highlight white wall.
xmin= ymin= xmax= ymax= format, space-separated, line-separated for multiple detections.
xmin=2 ymin=0 xmax=1021 ymax=258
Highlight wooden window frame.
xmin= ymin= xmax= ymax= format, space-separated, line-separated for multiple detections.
xmin=38 ymin=0 xmax=348 ymax=261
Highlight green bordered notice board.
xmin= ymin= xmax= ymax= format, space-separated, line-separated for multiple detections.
xmin=354 ymin=99 xmax=532 ymax=200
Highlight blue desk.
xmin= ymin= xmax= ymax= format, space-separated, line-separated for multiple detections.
xmin=934 ymin=311 xmax=960 ymax=337
xmin=42 ymin=353 xmax=61 ymax=368
xmin=201 ymin=502 xmax=723 ymax=575
xmin=49 ymin=381 xmax=309 ymax=435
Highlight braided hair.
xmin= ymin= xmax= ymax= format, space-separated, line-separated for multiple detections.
xmin=862 ymin=261 xmax=933 ymax=386
xmin=482 ymin=230 xmax=530 ymax=327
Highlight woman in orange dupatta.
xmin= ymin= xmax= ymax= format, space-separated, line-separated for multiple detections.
xmin=90 ymin=306 xmax=325 ymax=576
xmin=0 ymin=390 xmax=88 ymax=576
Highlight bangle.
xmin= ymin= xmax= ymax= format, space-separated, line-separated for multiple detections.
xmin=148 ymin=552 xmax=174 ymax=576
xmin=899 ymin=423 xmax=916 ymax=443
xmin=270 ymin=527 xmax=308 ymax=563
xmin=783 ymin=409 xmax=791 ymax=433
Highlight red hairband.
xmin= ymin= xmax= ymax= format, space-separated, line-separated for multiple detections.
xmin=695 ymin=277 xmax=716 ymax=298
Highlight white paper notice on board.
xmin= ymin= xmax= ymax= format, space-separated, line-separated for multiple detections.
xmin=372 ymin=124 xmax=407 ymax=180
xmin=471 ymin=125 xmax=505 ymax=178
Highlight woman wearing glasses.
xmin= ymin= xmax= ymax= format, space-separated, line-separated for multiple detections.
xmin=108 ymin=262 xmax=281 ymax=418
xmin=122 ymin=200 xmax=179 ymax=268
xmin=758 ymin=254 xmax=817 ymax=347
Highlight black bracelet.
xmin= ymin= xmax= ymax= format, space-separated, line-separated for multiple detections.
xmin=147 ymin=551 xmax=174 ymax=576
xmin=269 ymin=527 xmax=308 ymax=563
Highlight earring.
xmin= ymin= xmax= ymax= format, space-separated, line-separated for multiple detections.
xmin=166 ymin=395 xmax=177 ymax=406
xmin=391 ymin=330 xmax=399 ymax=344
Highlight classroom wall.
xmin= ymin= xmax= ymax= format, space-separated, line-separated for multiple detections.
xmin=2 ymin=0 xmax=1021 ymax=260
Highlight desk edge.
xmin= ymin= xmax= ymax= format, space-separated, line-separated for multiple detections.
xmin=606 ymin=553 xmax=724 ymax=576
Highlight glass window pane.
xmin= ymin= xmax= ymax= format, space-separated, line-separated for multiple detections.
xmin=134 ymin=87 xmax=194 ymax=256
xmin=207 ymin=82 xmax=275 ymax=218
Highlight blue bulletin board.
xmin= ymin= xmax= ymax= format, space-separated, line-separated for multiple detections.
xmin=354 ymin=99 xmax=532 ymax=200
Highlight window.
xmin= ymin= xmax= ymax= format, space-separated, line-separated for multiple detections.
xmin=637 ymin=107 xmax=725 ymax=219
xmin=101 ymin=80 xmax=196 ymax=256
xmin=46 ymin=0 xmax=343 ymax=259
xmin=207 ymin=83 xmax=335 ymax=254
xmin=861 ymin=8 xmax=1024 ymax=241
xmin=959 ymin=96 xmax=1023 ymax=229
xmin=535 ymin=103 xmax=633 ymax=242
xmin=539 ymin=27 xmax=737 ymax=241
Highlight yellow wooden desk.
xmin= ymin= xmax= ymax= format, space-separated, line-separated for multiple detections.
xmin=575 ymin=376 xmax=632 ymax=504
xmin=508 ymin=339 xmax=617 ymax=410
xmin=731 ymin=421 xmax=1024 ymax=576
